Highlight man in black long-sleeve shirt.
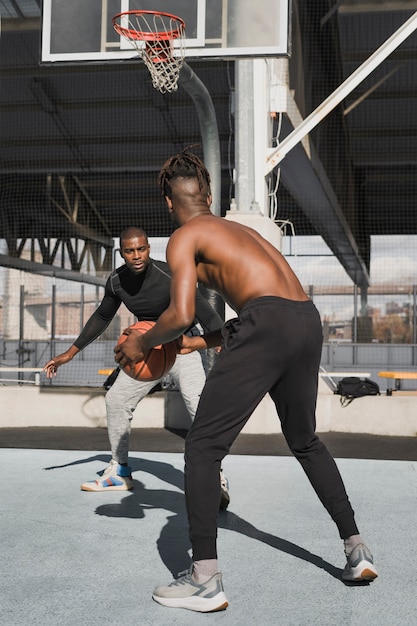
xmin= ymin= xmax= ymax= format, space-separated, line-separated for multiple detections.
xmin=44 ymin=226 xmax=229 ymax=506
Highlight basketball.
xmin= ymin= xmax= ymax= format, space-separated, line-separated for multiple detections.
xmin=116 ymin=320 xmax=177 ymax=381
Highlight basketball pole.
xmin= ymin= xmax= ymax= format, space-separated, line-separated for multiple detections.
xmin=177 ymin=62 xmax=225 ymax=366
xmin=177 ymin=62 xmax=221 ymax=218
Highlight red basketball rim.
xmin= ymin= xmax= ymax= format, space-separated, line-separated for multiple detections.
xmin=112 ymin=10 xmax=185 ymax=42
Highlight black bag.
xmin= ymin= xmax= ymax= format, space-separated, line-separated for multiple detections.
xmin=335 ymin=376 xmax=380 ymax=407
xmin=103 ymin=367 xmax=120 ymax=390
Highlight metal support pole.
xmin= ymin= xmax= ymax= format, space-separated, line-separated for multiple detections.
xmin=353 ymin=284 xmax=358 ymax=364
xmin=178 ymin=63 xmax=224 ymax=368
xmin=19 ymin=279 xmax=25 ymax=380
xmin=266 ymin=11 xmax=417 ymax=173
xmin=360 ymin=285 xmax=368 ymax=317
xmin=178 ymin=63 xmax=221 ymax=216
xmin=80 ymin=284 xmax=85 ymax=335
xmin=51 ymin=278 xmax=56 ymax=345
xmin=413 ymin=284 xmax=417 ymax=365
xmin=235 ymin=60 xmax=255 ymax=213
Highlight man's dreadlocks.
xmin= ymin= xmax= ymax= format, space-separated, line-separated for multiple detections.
xmin=158 ymin=150 xmax=211 ymax=198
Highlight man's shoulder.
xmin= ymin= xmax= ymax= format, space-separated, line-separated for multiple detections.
xmin=105 ymin=266 xmax=126 ymax=293
xmin=150 ymin=259 xmax=171 ymax=276
xmin=109 ymin=265 xmax=128 ymax=281
xmin=151 ymin=258 xmax=169 ymax=270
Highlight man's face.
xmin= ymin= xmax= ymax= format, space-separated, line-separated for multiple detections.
xmin=119 ymin=235 xmax=151 ymax=274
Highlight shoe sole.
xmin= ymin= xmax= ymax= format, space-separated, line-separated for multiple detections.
xmin=80 ymin=483 xmax=134 ymax=492
xmin=343 ymin=562 xmax=378 ymax=582
xmin=152 ymin=592 xmax=228 ymax=613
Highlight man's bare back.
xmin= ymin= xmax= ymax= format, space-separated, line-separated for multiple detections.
xmin=168 ymin=212 xmax=308 ymax=313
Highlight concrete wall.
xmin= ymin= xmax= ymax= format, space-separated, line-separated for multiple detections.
xmin=1 ymin=380 xmax=416 ymax=437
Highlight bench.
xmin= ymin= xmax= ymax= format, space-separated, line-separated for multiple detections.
xmin=98 ymin=368 xmax=116 ymax=376
xmin=0 ymin=367 xmax=43 ymax=385
xmin=378 ymin=371 xmax=417 ymax=395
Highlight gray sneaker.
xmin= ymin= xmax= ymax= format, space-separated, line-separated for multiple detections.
xmin=220 ymin=469 xmax=230 ymax=510
xmin=152 ymin=566 xmax=229 ymax=612
xmin=342 ymin=543 xmax=378 ymax=581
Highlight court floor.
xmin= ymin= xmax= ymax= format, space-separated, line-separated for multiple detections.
xmin=1 ymin=435 xmax=416 ymax=625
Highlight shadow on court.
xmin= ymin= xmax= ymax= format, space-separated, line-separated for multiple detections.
xmin=44 ymin=452 xmax=365 ymax=585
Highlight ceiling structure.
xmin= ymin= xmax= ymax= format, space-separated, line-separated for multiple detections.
xmin=1 ymin=0 xmax=417 ymax=287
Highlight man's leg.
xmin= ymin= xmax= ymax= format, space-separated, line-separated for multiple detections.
xmin=153 ymin=310 xmax=275 ymax=611
xmin=169 ymin=352 xmax=206 ymax=419
xmin=268 ymin=302 xmax=377 ymax=580
xmin=171 ymin=352 xmax=231 ymax=509
xmin=267 ymin=303 xmax=359 ymax=539
xmin=105 ymin=369 xmax=156 ymax=463
xmin=153 ymin=338 xmax=266 ymax=612
xmin=80 ymin=369 xmax=157 ymax=491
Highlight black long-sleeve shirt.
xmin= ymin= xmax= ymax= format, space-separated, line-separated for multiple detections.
xmin=74 ymin=259 xmax=223 ymax=351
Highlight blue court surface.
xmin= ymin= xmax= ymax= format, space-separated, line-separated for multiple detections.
xmin=1 ymin=445 xmax=416 ymax=625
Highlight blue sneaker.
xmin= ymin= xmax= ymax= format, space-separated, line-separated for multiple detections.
xmin=80 ymin=459 xmax=133 ymax=492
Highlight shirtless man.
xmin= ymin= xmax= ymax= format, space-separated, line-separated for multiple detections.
xmin=115 ymin=151 xmax=378 ymax=613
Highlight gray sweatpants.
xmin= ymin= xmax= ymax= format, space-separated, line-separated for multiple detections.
xmin=105 ymin=351 xmax=207 ymax=464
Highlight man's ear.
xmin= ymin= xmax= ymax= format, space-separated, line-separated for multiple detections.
xmin=165 ymin=195 xmax=173 ymax=210
xmin=207 ymin=193 xmax=212 ymax=207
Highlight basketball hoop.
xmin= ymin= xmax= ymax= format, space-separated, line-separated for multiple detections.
xmin=112 ymin=10 xmax=186 ymax=94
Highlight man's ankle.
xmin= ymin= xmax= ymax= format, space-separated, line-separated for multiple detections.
xmin=344 ymin=534 xmax=363 ymax=556
xmin=192 ymin=559 xmax=218 ymax=583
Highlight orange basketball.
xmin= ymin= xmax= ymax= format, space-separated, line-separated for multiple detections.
xmin=116 ymin=320 xmax=177 ymax=381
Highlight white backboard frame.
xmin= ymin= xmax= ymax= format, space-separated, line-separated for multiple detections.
xmin=41 ymin=0 xmax=291 ymax=63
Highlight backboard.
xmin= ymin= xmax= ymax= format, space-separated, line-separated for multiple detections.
xmin=41 ymin=0 xmax=291 ymax=63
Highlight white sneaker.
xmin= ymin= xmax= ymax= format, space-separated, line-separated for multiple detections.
xmin=80 ymin=459 xmax=133 ymax=492
xmin=152 ymin=566 xmax=228 ymax=612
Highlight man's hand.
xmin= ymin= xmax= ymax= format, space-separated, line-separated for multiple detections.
xmin=114 ymin=329 xmax=146 ymax=368
xmin=43 ymin=349 xmax=78 ymax=379
xmin=175 ymin=330 xmax=222 ymax=354
xmin=175 ymin=334 xmax=201 ymax=354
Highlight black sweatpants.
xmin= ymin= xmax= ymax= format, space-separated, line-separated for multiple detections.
xmin=184 ymin=296 xmax=359 ymax=561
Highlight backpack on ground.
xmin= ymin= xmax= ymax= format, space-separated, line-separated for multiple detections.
xmin=103 ymin=367 xmax=120 ymax=390
xmin=335 ymin=376 xmax=380 ymax=407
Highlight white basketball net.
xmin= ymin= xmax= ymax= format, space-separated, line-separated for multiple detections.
xmin=113 ymin=12 xmax=186 ymax=94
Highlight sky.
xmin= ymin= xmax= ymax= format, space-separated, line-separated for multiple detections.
xmin=282 ymin=234 xmax=417 ymax=288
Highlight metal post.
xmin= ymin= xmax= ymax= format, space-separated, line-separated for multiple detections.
xmin=178 ymin=63 xmax=221 ymax=216
xmin=353 ymin=284 xmax=358 ymax=364
xmin=413 ymin=284 xmax=417 ymax=365
xmin=178 ymin=62 xmax=224 ymax=370
xmin=235 ymin=60 xmax=255 ymax=213
xmin=51 ymin=278 xmax=56 ymax=346
xmin=19 ymin=278 xmax=25 ymax=380
xmin=80 ymin=284 xmax=85 ymax=334
xmin=266 ymin=11 xmax=417 ymax=173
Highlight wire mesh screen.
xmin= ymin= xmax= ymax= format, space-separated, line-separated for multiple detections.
xmin=0 ymin=2 xmax=416 ymax=392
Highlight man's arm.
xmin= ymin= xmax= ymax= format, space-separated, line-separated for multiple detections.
xmin=194 ymin=286 xmax=223 ymax=333
xmin=176 ymin=329 xmax=223 ymax=353
xmin=44 ymin=279 xmax=121 ymax=377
